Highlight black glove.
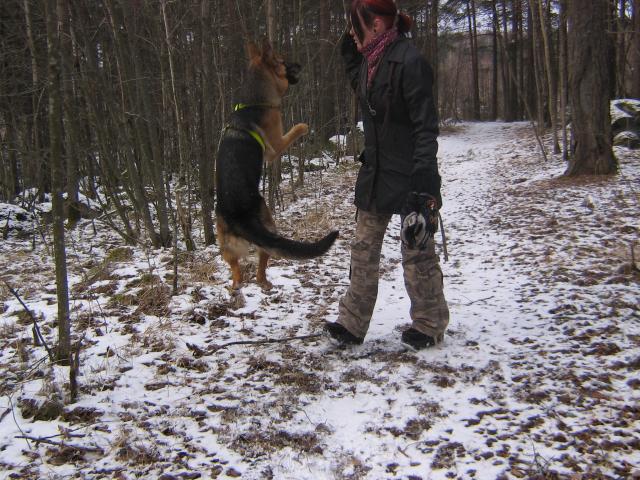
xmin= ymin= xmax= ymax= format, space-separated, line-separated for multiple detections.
xmin=401 ymin=192 xmax=439 ymax=249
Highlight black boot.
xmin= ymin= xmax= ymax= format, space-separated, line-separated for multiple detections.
xmin=324 ymin=322 xmax=364 ymax=345
xmin=401 ymin=328 xmax=440 ymax=350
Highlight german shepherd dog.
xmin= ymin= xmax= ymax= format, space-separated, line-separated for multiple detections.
xmin=215 ymin=39 xmax=339 ymax=290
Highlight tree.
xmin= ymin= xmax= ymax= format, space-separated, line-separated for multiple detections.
xmin=466 ymin=0 xmax=481 ymax=119
xmin=425 ymin=0 xmax=440 ymax=113
xmin=198 ymin=0 xmax=216 ymax=246
xmin=45 ymin=0 xmax=71 ymax=363
xmin=632 ymin=0 xmax=640 ymax=98
xmin=490 ymin=0 xmax=499 ymax=120
xmin=565 ymin=0 xmax=617 ymax=175
xmin=536 ymin=0 xmax=560 ymax=153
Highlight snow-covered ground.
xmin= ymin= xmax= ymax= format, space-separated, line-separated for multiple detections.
xmin=0 ymin=122 xmax=638 ymax=479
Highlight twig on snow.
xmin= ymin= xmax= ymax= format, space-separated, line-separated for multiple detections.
xmin=0 ymin=408 xmax=11 ymax=423
xmin=4 ymin=281 xmax=55 ymax=362
xmin=462 ymin=295 xmax=495 ymax=306
xmin=207 ymin=333 xmax=323 ymax=353
xmin=14 ymin=435 xmax=103 ymax=454
xmin=6 ymin=392 xmax=31 ymax=450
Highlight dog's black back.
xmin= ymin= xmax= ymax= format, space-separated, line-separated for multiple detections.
xmin=216 ymin=110 xmax=264 ymax=219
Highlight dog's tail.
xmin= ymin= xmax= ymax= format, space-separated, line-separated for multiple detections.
xmin=232 ymin=216 xmax=339 ymax=260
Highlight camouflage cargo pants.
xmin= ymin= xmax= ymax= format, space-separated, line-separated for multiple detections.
xmin=338 ymin=209 xmax=450 ymax=340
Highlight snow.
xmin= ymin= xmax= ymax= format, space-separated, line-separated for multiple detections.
xmin=611 ymin=98 xmax=640 ymax=124
xmin=0 ymin=122 xmax=639 ymax=479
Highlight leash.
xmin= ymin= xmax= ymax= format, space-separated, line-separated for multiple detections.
xmin=438 ymin=211 xmax=449 ymax=262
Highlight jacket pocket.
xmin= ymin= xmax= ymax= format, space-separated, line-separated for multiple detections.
xmin=379 ymin=155 xmax=413 ymax=176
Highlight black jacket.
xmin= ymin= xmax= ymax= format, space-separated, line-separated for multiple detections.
xmin=342 ymin=33 xmax=441 ymax=214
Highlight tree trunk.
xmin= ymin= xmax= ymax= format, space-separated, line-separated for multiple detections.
xmin=501 ymin=0 xmax=518 ymax=121
xmin=1 ymin=124 xmax=21 ymax=201
xmin=466 ymin=0 xmax=481 ymax=119
xmin=59 ymin=0 xmax=82 ymax=223
xmin=199 ymin=0 xmax=216 ymax=246
xmin=616 ymin=0 xmax=628 ymax=96
xmin=266 ymin=0 xmax=282 ymax=211
xmin=46 ymin=0 xmax=71 ymax=364
xmin=565 ymin=0 xmax=617 ymax=176
xmin=319 ymin=0 xmax=334 ymax=141
xmin=559 ymin=0 xmax=569 ymax=161
xmin=425 ymin=0 xmax=439 ymax=114
xmin=267 ymin=0 xmax=275 ymax=42
xmin=529 ymin=0 xmax=546 ymax=131
xmin=490 ymin=0 xmax=498 ymax=120
xmin=24 ymin=0 xmax=48 ymax=197
xmin=632 ymin=0 xmax=640 ymax=98
xmin=537 ymin=0 xmax=560 ymax=153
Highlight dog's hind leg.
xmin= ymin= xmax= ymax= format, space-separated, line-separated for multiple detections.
xmin=227 ymin=255 xmax=243 ymax=290
xmin=256 ymin=199 xmax=276 ymax=290
xmin=256 ymin=250 xmax=273 ymax=290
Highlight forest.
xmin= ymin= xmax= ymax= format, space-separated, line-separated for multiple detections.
xmin=0 ymin=1 xmax=639 ymax=479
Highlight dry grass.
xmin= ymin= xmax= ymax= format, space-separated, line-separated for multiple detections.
xmin=45 ymin=445 xmax=86 ymax=466
xmin=340 ymin=366 xmax=378 ymax=384
xmin=139 ymin=319 xmax=177 ymax=353
xmin=134 ymin=283 xmax=171 ymax=317
xmin=0 ymin=320 xmax=19 ymax=339
xmin=74 ymin=247 xmax=133 ymax=294
xmin=183 ymin=255 xmax=218 ymax=283
xmin=275 ymin=369 xmax=325 ymax=394
xmin=431 ymin=441 xmax=466 ymax=469
xmin=276 ymin=201 xmax=337 ymax=242
xmin=112 ymin=427 xmax=162 ymax=465
xmin=105 ymin=247 xmax=134 ymax=263
xmin=231 ymin=429 xmax=321 ymax=459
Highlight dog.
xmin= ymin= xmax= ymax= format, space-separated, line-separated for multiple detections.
xmin=215 ymin=38 xmax=339 ymax=290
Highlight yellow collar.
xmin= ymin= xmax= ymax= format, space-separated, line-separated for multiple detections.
xmin=233 ymin=103 xmax=280 ymax=111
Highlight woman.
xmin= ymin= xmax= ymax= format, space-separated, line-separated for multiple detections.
xmin=325 ymin=0 xmax=449 ymax=350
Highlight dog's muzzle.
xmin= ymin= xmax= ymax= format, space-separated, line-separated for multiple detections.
xmin=285 ymin=62 xmax=301 ymax=85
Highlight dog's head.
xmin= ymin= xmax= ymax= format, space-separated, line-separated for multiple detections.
xmin=247 ymin=38 xmax=301 ymax=95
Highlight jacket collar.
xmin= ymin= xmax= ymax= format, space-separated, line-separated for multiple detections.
xmin=385 ymin=36 xmax=409 ymax=63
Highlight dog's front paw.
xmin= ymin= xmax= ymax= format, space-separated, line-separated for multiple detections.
xmin=295 ymin=123 xmax=309 ymax=136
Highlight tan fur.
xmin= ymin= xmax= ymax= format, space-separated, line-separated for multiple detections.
xmin=218 ymin=199 xmax=278 ymax=289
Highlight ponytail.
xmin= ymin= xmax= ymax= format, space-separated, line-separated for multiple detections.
xmin=396 ymin=11 xmax=413 ymax=34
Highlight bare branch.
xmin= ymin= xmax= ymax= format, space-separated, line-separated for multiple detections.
xmin=205 ymin=333 xmax=323 ymax=353
xmin=4 ymin=281 xmax=55 ymax=362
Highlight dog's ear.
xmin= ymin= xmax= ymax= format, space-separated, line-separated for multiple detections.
xmin=246 ymin=41 xmax=261 ymax=62
xmin=260 ymin=37 xmax=275 ymax=63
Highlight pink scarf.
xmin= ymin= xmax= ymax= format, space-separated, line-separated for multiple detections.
xmin=363 ymin=29 xmax=399 ymax=88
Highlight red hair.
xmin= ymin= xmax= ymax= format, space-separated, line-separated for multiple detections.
xmin=350 ymin=0 xmax=413 ymax=42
